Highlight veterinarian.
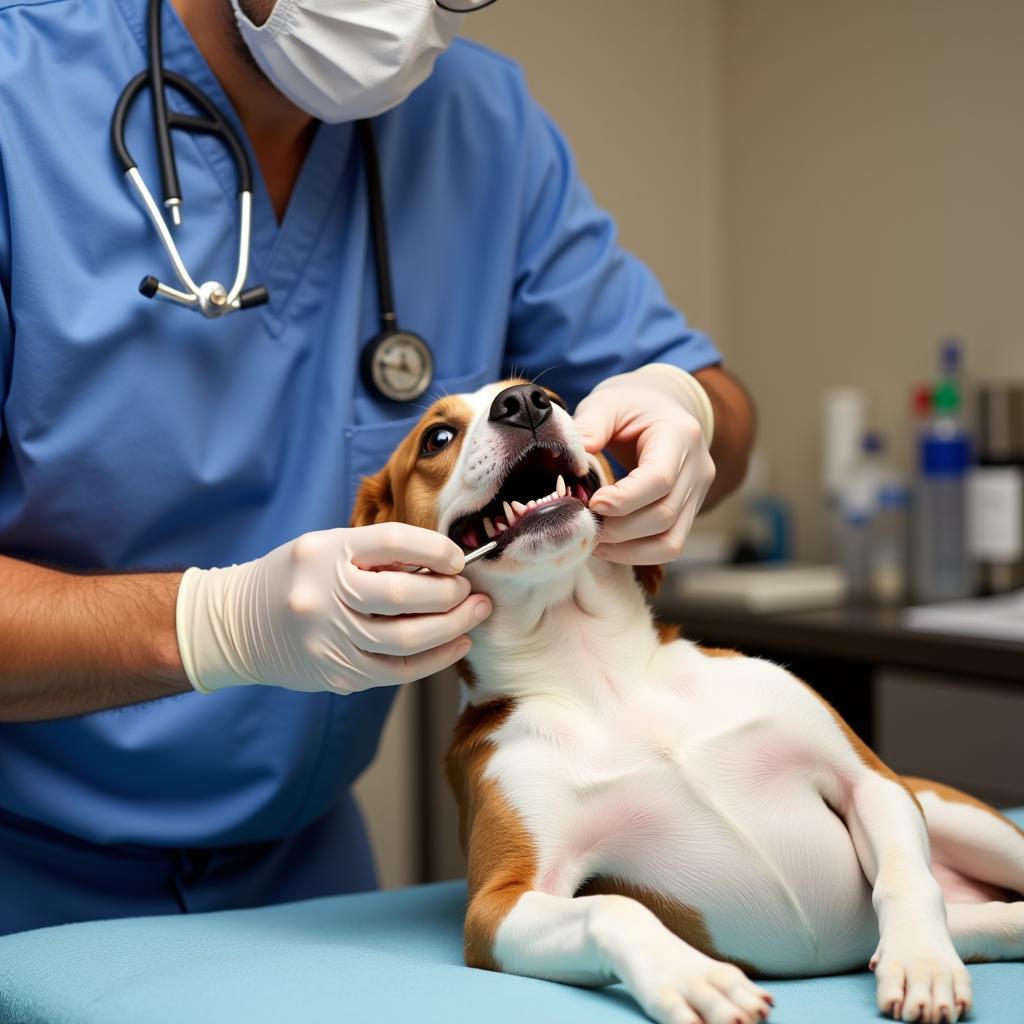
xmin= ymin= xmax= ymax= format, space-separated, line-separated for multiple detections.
xmin=0 ymin=0 xmax=755 ymax=935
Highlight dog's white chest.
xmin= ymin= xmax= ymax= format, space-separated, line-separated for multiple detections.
xmin=484 ymin=651 xmax=878 ymax=974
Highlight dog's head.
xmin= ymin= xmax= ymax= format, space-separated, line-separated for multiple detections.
xmin=351 ymin=380 xmax=617 ymax=588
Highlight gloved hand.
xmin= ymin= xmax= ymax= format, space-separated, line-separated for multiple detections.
xmin=573 ymin=364 xmax=716 ymax=565
xmin=176 ymin=524 xmax=492 ymax=695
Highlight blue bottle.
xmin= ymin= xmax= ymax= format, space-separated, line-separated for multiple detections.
xmin=911 ymin=380 xmax=973 ymax=602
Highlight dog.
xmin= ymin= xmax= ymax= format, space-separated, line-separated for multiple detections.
xmin=352 ymin=379 xmax=1024 ymax=1024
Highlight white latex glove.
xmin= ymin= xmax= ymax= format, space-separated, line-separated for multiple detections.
xmin=176 ymin=524 xmax=492 ymax=695
xmin=573 ymin=364 xmax=716 ymax=565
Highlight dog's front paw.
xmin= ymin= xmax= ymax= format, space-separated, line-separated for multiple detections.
xmin=870 ymin=937 xmax=972 ymax=1023
xmin=621 ymin=939 xmax=774 ymax=1024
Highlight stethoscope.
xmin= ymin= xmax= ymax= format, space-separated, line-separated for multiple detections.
xmin=110 ymin=0 xmax=435 ymax=403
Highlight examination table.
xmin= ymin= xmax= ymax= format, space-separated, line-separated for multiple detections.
xmin=1 ymin=810 xmax=1022 ymax=1023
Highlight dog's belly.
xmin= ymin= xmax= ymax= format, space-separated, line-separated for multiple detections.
xmin=536 ymin=714 xmax=881 ymax=976
xmin=568 ymin=765 xmax=878 ymax=976
xmin=609 ymin=765 xmax=877 ymax=976
xmin=494 ymin=666 xmax=881 ymax=976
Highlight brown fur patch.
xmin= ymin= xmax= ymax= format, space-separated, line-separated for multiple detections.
xmin=446 ymin=698 xmax=516 ymax=849
xmin=698 ymin=645 xmax=742 ymax=659
xmin=454 ymin=659 xmax=479 ymax=689
xmin=633 ymin=563 xmax=664 ymax=596
xmin=349 ymin=395 xmax=477 ymax=531
xmin=903 ymin=776 xmax=1024 ymax=840
xmin=576 ymin=876 xmax=758 ymax=977
xmin=446 ymin=698 xmax=539 ymax=972
xmin=655 ymin=621 xmax=681 ymax=644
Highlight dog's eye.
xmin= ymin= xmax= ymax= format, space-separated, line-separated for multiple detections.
xmin=420 ymin=424 xmax=457 ymax=456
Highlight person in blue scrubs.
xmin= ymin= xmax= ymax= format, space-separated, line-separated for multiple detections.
xmin=0 ymin=0 xmax=755 ymax=935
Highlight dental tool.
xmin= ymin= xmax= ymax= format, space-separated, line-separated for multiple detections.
xmin=411 ymin=540 xmax=498 ymax=574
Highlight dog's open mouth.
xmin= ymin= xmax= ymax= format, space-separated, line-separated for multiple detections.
xmin=448 ymin=445 xmax=600 ymax=555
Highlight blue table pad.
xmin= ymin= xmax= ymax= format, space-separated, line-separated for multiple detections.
xmin=1 ymin=811 xmax=1022 ymax=1023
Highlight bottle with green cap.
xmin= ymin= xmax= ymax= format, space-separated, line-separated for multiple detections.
xmin=911 ymin=341 xmax=974 ymax=602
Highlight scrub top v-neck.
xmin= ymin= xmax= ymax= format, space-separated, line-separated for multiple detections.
xmin=0 ymin=0 xmax=722 ymax=920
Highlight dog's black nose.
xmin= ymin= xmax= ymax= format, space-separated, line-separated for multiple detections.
xmin=488 ymin=384 xmax=553 ymax=432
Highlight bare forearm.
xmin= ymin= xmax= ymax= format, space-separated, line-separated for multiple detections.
xmin=695 ymin=365 xmax=756 ymax=510
xmin=0 ymin=555 xmax=189 ymax=722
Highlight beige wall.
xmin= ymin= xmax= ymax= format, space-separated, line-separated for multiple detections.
xmin=465 ymin=0 xmax=725 ymax=344
xmin=722 ymin=0 xmax=1024 ymax=557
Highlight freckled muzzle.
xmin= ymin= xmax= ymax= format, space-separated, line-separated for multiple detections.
xmin=447 ymin=445 xmax=601 ymax=555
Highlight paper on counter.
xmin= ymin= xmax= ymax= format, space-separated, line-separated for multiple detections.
xmin=903 ymin=590 xmax=1024 ymax=643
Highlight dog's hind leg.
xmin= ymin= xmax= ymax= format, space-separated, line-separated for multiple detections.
xmin=904 ymin=777 xmax=1024 ymax=898
xmin=946 ymin=902 xmax=1024 ymax=963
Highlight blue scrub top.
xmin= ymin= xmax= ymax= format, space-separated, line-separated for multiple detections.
xmin=0 ymin=0 xmax=721 ymax=853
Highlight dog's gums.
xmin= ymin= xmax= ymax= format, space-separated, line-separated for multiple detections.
xmin=447 ymin=445 xmax=600 ymax=554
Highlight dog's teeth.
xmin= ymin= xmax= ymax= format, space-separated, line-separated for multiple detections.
xmin=556 ymin=474 xmax=566 ymax=497
xmin=482 ymin=516 xmax=497 ymax=539
xmin=496 ymin=522 xmax=507 ymax=532
xmin=511 ymin=500 xmax=528 ymax=515
xmin=527 ymin=500 xmax=537 ymax=509
xmin=503 ymin=500 xmax=516 ymax=524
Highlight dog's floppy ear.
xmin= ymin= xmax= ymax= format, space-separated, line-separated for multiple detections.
xmin=350 ymin=467 xmax=395 ymax=527
xmin=633 ymin=564 xmax=663 ymax=597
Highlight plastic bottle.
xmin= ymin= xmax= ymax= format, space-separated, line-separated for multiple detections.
xmin=838 ymin=502 xmax=872 ymax=604
xmin=911 ymin=379 xmax=973 ymax=602
xmin=837 ymin=432 xmax=909 ymax=604
xmin=734 ymin=452 xmax=792 ymax=563
xmin=822 ymin=389 xmax=867 ymax=562
xmin=871 ymin=476 xmax=910 ymax=604
xmin=837 ymin=432 xmax=883 ymax=603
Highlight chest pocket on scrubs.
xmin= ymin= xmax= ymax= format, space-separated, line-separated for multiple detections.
xmin=345 ymin=366 xmax=492 ymax=520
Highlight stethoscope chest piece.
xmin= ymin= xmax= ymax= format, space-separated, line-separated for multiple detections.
xmin=361 ymin=329 xmax=434 ymax=403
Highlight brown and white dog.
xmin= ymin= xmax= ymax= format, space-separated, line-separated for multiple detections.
xmin=352 ymin=380 xmax=1024 ymax=1024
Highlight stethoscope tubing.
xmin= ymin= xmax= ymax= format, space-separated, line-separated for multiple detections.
xmin=357 ymin=118 xmax=398 ymax=330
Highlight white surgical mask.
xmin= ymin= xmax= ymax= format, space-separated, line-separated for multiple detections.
xmin=231 ymin=0 xmax=463 ymax=123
